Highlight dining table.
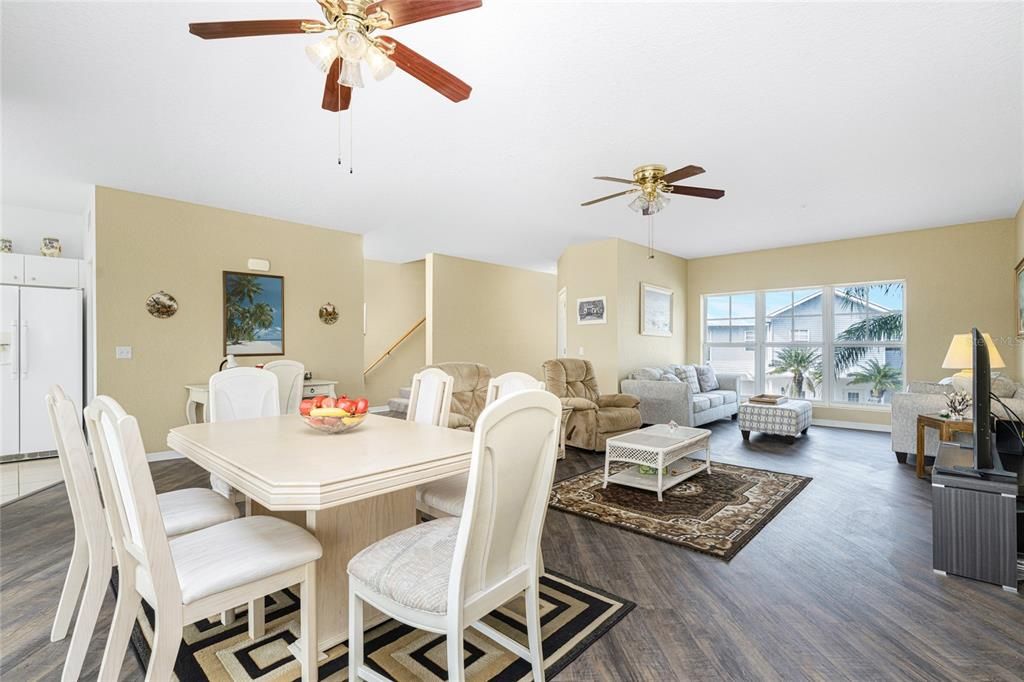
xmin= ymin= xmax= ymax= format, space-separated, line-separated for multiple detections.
xmin=167 ymin=413 xmax=474 ymax=655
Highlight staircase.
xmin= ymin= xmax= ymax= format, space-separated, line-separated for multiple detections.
xmin=385 ymin=386 xmax=411 ymax=417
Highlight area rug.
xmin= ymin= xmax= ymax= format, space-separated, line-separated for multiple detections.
xmin=123 ymin=570 xmax=633 ymax=681
xmin=548 ymin=462 xmax=811 ymax=561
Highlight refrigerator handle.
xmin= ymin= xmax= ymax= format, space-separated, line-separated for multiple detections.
xmin=20 ymin=321 xmax=28 ymax=378
xmin=8 ymin=321 xmax=16 ymax=379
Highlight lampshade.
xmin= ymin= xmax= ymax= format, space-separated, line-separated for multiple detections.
xmin=339 ymin=59 xmax=364 ymax=88
xmin=337 ymin=29 xmax=368 ymax=61
xmin=941 ymin=332 xmax=1006 ymax=370
xmin=628 ymin=194 xmax=648 ymax=213
xmin=305 ymin=35 xmax=339 ymax=72
xmin=365 ymin=44 xmax=396 ymax=80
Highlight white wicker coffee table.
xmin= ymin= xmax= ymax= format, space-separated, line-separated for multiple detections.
xmin=603 ymin=424 xmax=712 ymax=501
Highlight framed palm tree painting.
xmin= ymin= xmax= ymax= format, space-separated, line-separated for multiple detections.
xmin=223 ymin=272 xmax=285 ymax=356
xmin=1016 ymin=258 xmax=1024 ymax=338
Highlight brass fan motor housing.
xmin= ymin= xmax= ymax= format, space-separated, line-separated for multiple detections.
xmin=633 ymin=164 xmax=668 ymax=200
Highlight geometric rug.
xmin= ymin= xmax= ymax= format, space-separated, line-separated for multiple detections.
xmin=548 ymin=461 xmax=811 ymax=561
xmin=124 ymin=570 xmax=634 ymax=681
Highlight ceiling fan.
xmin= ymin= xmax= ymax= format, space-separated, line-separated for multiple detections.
xmin=582 ymin=164 xmax=725 ymax=215
xmin=582 ymin=164 xmax=725 ymax=258
xmin=188 ymin=0 xmax=481 ymax=113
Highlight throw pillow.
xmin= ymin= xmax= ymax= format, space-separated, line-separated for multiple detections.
xmin=696 ymin=365 xmax=719 ymax=392
xmin=674 ymin=365 xmax=701 ymax=394
xmin=660 ymin=373 xmax=682 ymax=382
xmin=632 ymin=367 xmax=663 ymax=381
xmin=991 ymin=374 xmax=1016 ymax=399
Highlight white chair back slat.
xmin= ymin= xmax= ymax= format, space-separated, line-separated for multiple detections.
xmin=208 ymin=368 xmax=280 ymax=422
xmin=46 ymin=387 xmax=106 ymax=543
xmin=407 ymin=368 xmax=454 ymax=427
xmin=263 ymin=360 xmax=305 ymax=415
xmin=450 ymin=390 xmax=560 ymax=608
xmin=486 ymin=372 xmax=545 ymax=405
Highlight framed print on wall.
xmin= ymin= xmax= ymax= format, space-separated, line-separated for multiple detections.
xmin=223 ymin=271 xmax=285 ymax=356
xmin=577 ymin=296 xmax=607 ymax=325
xmin=1016 ymin=258 xmax=1024 ymax=338
xmin=640 ymin=282 xmax=673 ymax=336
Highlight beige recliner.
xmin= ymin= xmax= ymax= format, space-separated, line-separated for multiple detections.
xmin=424 ymin=362 xmax=492 ymax=430
xmin=542 ymin=358 xmax=641 ymax=451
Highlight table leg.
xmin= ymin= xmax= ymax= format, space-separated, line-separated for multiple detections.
xmin=602 ymin=453 xmax=610 ymax=489
xmin=916 ymin=421 xmax=927 ymax=479
xmin=657 ymin=455 xmax=664 ymax=502
xmin=706 ymin=438 xmax=712 ymax=474
xmin=252 ymin=490 xmax=416 ymax=653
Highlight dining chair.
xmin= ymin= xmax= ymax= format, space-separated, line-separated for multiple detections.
xmin=486 ymin=371 xmax=545 ymax=405
xmin=207 ymin=367 xmax=280 ymax=500
xmin=406 ymin=367 xmax=454 ymax=427
xmin=85 ymin=395 xmax=322 ymax=682
xmin=349 ymin=389 xmax=561 ymax=682
xmin=263 ymin=359 xmax=305 ymax=415
xmin=45 ymin=386 xmax=239 ymax=682
xmin=416 ymin=370 xmax=544 ymax=520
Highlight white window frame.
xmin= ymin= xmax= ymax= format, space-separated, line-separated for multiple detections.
xmin=702 ymin=280 xmax=906 ymax=410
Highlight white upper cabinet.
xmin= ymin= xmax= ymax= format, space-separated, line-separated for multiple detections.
xmin=23 ymin=255 xmax=79 ymax=288
xmin=0 ymin=253 xmax=24 ymax=285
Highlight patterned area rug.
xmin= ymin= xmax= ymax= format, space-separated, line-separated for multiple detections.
xmin=124 ymin=571 xmax=633 ymax=681
xmin=549 ymin=461 xmax=811 ymax=561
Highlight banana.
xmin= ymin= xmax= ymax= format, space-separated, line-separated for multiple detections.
xmin=310 ymin=407 xmax=349 ymax=418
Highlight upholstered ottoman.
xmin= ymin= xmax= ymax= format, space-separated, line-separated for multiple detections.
xmin=738 ymin=400 xmax=812 ymax=443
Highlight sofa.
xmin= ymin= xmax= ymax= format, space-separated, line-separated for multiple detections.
xmin=621 ymin=365 xmax=742 ymax=427
xmin=424 ymin=362 xmax=491 ymax=431
xmin=891 ymin=375 xmax=1024 ymax=462
xmin=542 ymin=358 xmax=642 ymax=451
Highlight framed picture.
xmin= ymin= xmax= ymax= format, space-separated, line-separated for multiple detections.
xmin=577 ymin=296 xmax=607 ymax=325
xmin=1016 ymin=258 xmax=1024 ymax=338
xmin=640 ymin=282 xmax=673 ymax=336
xmin=223 ymin=271 xmax=285 ymax=356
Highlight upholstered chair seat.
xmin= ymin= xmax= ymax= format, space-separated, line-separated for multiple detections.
xmin=542 ymin=358 xmax=641 ymax=451
xmin=157 ymin=488 xmax=240 ymax=538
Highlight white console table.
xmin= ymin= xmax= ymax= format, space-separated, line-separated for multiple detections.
xmin=185 ymin=379 xmax=338 ymax=424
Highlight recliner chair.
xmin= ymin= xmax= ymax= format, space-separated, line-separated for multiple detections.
xmin=424 ymin=362 xmax=492 ymax=430
xmin=542 ymin=358 xmax=641 ymax=451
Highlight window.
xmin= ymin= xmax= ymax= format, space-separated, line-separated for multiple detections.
xmin=703 ymin=281 xmax=905 ymax=408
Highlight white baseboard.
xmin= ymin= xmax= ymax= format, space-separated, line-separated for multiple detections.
xmin=147 ymin=450 xmax=185 ymax=462
xmin=812 ymin=418 xmax=891 ymax=433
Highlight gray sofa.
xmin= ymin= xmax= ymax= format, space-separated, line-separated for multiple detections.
xmin=621 ymin=365 xmax=742 ymax=427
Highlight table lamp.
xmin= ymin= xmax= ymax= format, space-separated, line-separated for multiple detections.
xmin=942 ymin=332 xmax=1005 ymax=392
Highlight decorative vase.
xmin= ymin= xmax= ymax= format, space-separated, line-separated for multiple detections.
xmin=0 ymin=238 xmax=11 ymax=254
xmin=40 ymin=237 xmax=62 ymax=257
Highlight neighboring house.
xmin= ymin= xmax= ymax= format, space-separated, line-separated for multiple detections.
xmin=706 ymin=290 xmax=903 ymax=404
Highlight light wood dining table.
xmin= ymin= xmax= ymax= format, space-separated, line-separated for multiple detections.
xmin=167 ymin=413 xmax=474 ymax=654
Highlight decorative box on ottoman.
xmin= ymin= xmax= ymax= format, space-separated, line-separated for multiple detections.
xmin=738 ymin=399 xmax=812 ymax=442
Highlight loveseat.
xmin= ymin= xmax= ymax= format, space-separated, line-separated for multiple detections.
xmin=542 ymin=358 xmax=642 ymax=451
xmin=621 ymin=365 xmax=743 ymax=427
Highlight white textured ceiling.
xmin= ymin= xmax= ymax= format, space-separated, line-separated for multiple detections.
xmin=3 ymin=1 xmax=1022 ymax=270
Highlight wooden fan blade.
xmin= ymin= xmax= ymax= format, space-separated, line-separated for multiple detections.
xmin=377 ymin=38 xmax=471 ymax=102
xmin=594 ymin=176 xmax=635 ymax=185
xmin=662 ymin=165 xmax=705 ymax=184
xmin=322 ymin=59 xmax=353 ymax=112
xmin=366 ymin=0 xmax=482 ymax=29
xmin=581 ymin=190 xmax=635 ymax=207
xmin=189 ymin=20 xmax=319 ymax=39
xmin=666 ymin=185 xmax=725 ymax=199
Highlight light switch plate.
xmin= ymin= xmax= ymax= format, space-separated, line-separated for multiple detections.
xmin=115 ymin=346 xmax=132 ymax=360
xmin=578 ymin=346 xmax=585 ymax=356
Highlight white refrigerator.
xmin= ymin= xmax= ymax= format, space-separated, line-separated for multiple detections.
xmin=0 ymin=285 xmax=83 ymax=456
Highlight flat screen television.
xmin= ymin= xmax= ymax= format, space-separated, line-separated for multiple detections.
xmin=969 ymin=328 xmax=1016 ymax=479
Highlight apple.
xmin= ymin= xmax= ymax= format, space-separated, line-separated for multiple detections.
xmin=355 ymin=398 xmax=369 ymax=415
xmin=299 ymin=399 xmax=314 ymax=416
xmin=312 ymin=395 xmax=327 ymax=408
xmin=322 ymin=397 xmax=336 ymax=409
xmin=337 ymin=399 xmax=356 ymax=415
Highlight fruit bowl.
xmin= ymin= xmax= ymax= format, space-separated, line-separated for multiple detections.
xmin=301 ymin=411 xmax=367 ymax=434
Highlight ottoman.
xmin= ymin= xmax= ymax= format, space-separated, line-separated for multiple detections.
xmin=738 ymin=400 xmax=812 ymax=443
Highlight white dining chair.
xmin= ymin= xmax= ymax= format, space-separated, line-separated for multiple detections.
xmin=406 ymin=367 xmax=454 ymax=427
xmin=416 ymin=371 xmax=544 ymax=520
xmin=85 ymin=395 xmax=322 ymax=682
xmin=207 ymin=367 xmax=280 ymax=500
xmin=45 ymin=386 xmax=239 ymax=682
xmin=263 ymin=359 xmax=305 ymax=415
xmin=349 ymin=389 xmax=560 ymax=682
xmin=486 ymin=371 xmax=545 ymax=405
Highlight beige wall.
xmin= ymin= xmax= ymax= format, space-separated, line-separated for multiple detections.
xmin=1016 ymin=200 xmax=1024 ymax=374
xmin=426 ymin=253 xmax=556 ymax=379
xmin=363 ymin=259 xmax=425 ymax=406
xmin=95 ymin=187 xmax=364 ymax=452
xmin=686 ymin=218 xmax=1017 ymax=425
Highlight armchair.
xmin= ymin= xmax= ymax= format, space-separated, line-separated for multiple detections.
xmin=542 ymin=358 xmax=641 ymax=451
xmin=426 ymin=362 xmax=492 ymax=430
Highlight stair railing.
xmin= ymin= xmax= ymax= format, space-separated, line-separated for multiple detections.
xmin=363 ymin=317 xmax=426 ymax=377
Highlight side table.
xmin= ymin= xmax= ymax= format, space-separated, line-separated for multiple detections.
xmin=916 ymin=413 xmax=973 ymax=478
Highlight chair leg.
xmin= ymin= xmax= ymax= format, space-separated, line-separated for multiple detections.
xmin=221 ymin=608 xmax=237 ymax=626
xmin=300 ymin=563 xmax=317 ymax=682
xmin=98 ymin=584 xmax=141 ymax=682
xmin=525 ymin=582 xmax=545 ymax=682
xmin=446 ymin=630 xmax=465 ymax=682
xmin=348 ymin=583 xmax=363 ymax=682
xmin=248 ymin=597 xmax=265 ymax=640
xmin=50 ymin=533 xmax=88 ymax=642
xmin=145 ymin=607 xmax=183 ymax=682
xmin=61 ymin=544 xmax=111 ymax=682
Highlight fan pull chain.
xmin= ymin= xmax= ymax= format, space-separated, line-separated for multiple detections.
xmin=648 ymin=213 xmax=655 ymax=259
xmin=337 ymin=109 xmax=343 ymax=167
xmin=349 ymin=107 xmax=354 ymax=174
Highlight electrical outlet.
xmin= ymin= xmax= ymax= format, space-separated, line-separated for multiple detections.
xmin=578 ymin=346 xmax=585 ymax=356
xmin=115 ymin=346 xmax=132 ymax=360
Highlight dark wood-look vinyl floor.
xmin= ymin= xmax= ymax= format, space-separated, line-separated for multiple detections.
xmin=2 ymin=421 xmax=1022 ymax=681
